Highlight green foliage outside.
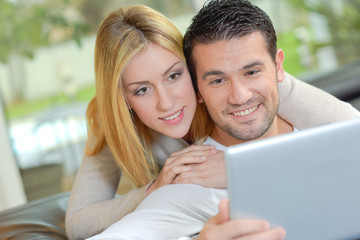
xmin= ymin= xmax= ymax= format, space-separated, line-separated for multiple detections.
xmin=0 ymin=0 xmax=89 ymax=64
xmin=286 ymin=0 xmax=360 ymax=66
xmin=277 ymin=31 xmax=305 ymax=77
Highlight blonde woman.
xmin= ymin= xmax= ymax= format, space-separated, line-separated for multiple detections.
xmin=65 ymin=5 xmax=359 ymax=240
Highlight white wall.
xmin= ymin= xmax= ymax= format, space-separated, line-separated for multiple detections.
xmin=0 ymin=97 xmax=27 ymax=211
xmin=24 ymin=35 xmax=96 ymax=101
xmin=0 ymin=35 xmax=96 ymax=104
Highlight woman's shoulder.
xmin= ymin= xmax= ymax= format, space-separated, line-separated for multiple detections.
xmin=151 ymin=133 xmax=189 ymax=163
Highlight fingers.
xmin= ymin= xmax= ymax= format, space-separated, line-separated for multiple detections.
xmin=198 ymin=219 xmax=285 ymax=240
xmin=150 ymin=152 xmax=211 ymax=194
xmin=168 ymin=154 xmax=208 ymax=166
xmin=222 ymin=219 xmax=271 ymax=236
xmin=197 ymin=198 xmax=286 ymax=240
xmin=149 ymin=145 xmax=218 ymax=194
xmin=169 ymin=144 xmax=217 ymax=158
xmin=218 ymin=199 xmax=230 ymax=223
xmin=173 ymin=152 xmax=227 ymax=188
xmin=206 ymin=199 xmax=230 ymax=226
xmin=197 ymin=218 xmax=273 ymax=240
xmin=172 ymin=172 xmax=203 ymax=185
xmin=234 ymin=227 xmax=286 ymax=240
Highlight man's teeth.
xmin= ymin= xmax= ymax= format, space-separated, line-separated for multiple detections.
xmin=163 ymin=109 xmax=182 ymax=120
xmin=233 ymin=105 xmax=258 ymax=116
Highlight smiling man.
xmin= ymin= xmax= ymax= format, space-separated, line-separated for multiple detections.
xmin=184 ymin=0 xmax=295 ymax=148
xmin=193 ymin=33 xmax=292 ymax=146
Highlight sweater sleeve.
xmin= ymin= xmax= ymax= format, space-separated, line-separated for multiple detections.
xmin=278 ymin=72 xmax=359 ymax=130
xmin=65 ymin=135 xmax=188 ymax=240
xmin=65 ymin=146 xmax=148 ymax=240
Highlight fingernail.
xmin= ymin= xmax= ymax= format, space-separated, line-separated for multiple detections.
xmin=278 ymin=228 xmax=286 ymax=239
xmin=208 ymin=149 xmax=217 ymax=154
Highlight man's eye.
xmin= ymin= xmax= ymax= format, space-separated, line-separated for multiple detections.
xmin=135 ymin=86 xmax=150 ymax=96
xmin=210 ymin=78 xmax=225 ymax=85
xmin=246 ymin=69 xmax=259 ymax=76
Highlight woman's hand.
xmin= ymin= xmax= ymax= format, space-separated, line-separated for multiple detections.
xmin=196 ymin=199 xmax=286 ymax=240
xmin=146 ymin=145 xmax=217 ymax=195
xmin=173 ymin=150 xmax=227 ymax=188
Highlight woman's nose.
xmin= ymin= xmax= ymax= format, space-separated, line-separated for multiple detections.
xmin=156 ymin=86 xmax=174 ymax=111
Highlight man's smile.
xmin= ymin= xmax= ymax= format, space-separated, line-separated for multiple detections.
xmin=231 ymin=105 xmax=259 ymax=117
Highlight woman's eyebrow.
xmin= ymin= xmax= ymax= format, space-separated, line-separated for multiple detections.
xmin=162 ymin=61 xmax=181 ymax=77
xmin=125 ymin=80 xmax=150 ymax=88
xmin=125 ymin=62 xmax=181 ymax=88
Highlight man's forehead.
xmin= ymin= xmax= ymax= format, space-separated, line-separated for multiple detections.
xmin=194 ymin=37 xmax=267 ymax=67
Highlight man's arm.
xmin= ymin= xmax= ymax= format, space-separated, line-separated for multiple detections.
xmin=193 ymin=199 xmax=286 ymax=240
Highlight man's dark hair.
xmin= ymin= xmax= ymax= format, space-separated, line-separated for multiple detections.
xmin=183 ymin=0 xmax=277 ymax=92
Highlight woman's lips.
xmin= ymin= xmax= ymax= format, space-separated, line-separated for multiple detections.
xmin=159 ymin=107 xmax=185 ymax=125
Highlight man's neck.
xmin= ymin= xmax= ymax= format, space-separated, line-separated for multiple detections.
xmin=210 ymin=115 xmax=293 ymax=147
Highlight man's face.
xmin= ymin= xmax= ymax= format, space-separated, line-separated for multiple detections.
xmin=192 ymin=31 xmax=285 ymax=146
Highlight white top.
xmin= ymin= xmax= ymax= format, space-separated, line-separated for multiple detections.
xmin=87 ymin=184 xmax=227 ymax=240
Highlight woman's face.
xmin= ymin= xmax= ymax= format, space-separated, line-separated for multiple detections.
xmin=122 ymin=44 xmax=197 ymax=139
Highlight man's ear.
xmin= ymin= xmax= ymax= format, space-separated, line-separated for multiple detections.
xmin=275 ymin=49 xmax=285 ymax=83
xmin=197 ymin=93 xmax=204 ymax=103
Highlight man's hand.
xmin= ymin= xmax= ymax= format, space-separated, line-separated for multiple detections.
xmin=146 ymin=145 xmax=217 ymax=195
xmin=173 ymin=150 xmax=227 ymax=189
xmin=196 ymin=199 xmax=286 ymax=240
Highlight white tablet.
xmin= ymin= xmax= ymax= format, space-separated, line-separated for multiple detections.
xmin=225 ymin=118 xmax=360 ymax=240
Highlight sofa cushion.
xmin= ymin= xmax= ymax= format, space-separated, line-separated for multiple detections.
xmin=0 ymin=192 xmax=69 ymax=240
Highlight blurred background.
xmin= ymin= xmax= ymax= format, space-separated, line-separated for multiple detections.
xmin=1 ymin=0 xmax=360 ymax=210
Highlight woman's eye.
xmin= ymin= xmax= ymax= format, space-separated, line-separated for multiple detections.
xmin=134 ymin=86 xmax=150 ymax=96
xmin=168 ymin=72 xmax=181 ymax=81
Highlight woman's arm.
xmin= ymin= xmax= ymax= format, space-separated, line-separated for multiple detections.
xmin=66 ymin=135 xmax=199 ymax=239
xmin=278 ymin=72 xmax=359 ymax=129
xmin=65 ymin=146 xmax=148 ymax=240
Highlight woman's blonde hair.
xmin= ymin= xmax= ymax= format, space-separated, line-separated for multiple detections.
xmin=85 ymin=5 xmax=212 ymax=188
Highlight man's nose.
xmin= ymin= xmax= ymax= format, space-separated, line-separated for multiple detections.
xmin=228 ymin=80 xmax=253 ymax=105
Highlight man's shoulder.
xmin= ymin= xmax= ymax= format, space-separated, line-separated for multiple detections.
xmin=203 ymin=137 xmax=227 ymax=151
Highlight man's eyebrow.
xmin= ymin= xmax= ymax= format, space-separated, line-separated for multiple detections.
xmin=202 ymin=70 xmax=224 ymax=80
xmin=162 ymin=61 xmax=181 ymax=78
xmin=243 ymin=61 xmax=264 ymax=69
xmin=201 ymin=61 xmax=265 ymax=80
